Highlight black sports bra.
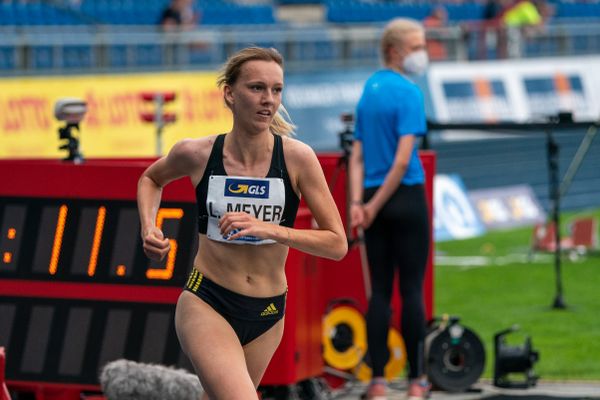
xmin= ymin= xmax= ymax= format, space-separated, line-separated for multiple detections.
xmin=195 ymin=134 xmax=300 ymax=245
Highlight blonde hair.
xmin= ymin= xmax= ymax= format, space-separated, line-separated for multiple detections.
xmin=380 ymin=18 xmax=423 ymax=63
xmin=217 ymin=46 xmax=296 ymax=137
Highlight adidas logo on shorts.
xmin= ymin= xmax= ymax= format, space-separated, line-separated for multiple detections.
xmin=260 ymin=303 xmax=279 ymax=316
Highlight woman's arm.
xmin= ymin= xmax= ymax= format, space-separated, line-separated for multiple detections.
xmin=348 ymin=139 xmax=365 ymax=229
xmin=283 ymin=141 xmax=348 ymax=260
xmin=137 ymin=139 xmax=199 ymax=261
xmin=363 ymin=134 xmax=415 ymax=227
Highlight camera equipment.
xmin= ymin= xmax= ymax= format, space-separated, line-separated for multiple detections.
xmin=494 ymin=325 xmax=539 ymax=389
xmin=54 ymin=98 xmax=87 ymax=163
xmin=331 ymin=113 xmax=372 ymax=297
xmin=338 ymin=112 xmax=354 ymax=158
xmin=425 ymin=316 xmax=485 ymax=392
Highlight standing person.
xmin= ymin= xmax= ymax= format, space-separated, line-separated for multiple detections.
xmin=138 ymin=47 xmax=347 ymax=399
xmin=348 ymin=18 xmax=431 ymax=400
xmin=423 ymin=6 xmax=449 ymax=61
xmin=159 ymin=0 xmax=199 ymax=31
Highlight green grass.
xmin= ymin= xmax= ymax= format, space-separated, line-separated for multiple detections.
xmin=434 ymin=208 xmax=600 ymax=381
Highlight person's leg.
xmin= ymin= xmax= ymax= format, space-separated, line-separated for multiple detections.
xmin=175 ymin=291 xmax=258 ymax=399
xmin=364 ymin=215 xmax=395 ymax=379
xmin=392 ymin=187 xmax=430 ymax=381
xmin=243 ymin=318 xmax=285 ymax=388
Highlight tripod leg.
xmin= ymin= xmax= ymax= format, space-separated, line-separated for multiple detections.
xmin=356 ymin=227 xmax=371 ymax=301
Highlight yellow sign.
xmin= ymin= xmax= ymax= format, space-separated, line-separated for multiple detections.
xmin=0 ymin=72 xmax=232 ymax=158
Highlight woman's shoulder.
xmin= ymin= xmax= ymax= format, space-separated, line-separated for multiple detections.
xmin=281 ymin=136 xmax=317 ymax=162
xmin=172 ymin=135 xmax=219 ymax=155
xmin=167 ymin=135 xmax=220 ymax=169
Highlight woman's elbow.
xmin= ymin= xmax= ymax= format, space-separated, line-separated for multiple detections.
xmin=329 ymin=234 xmax=348 ymax=261
xmin=138 ymin=173 xmax=163 ymax=191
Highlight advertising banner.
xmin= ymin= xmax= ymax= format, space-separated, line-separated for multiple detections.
xmin=3 ymin=56 xmax=600 ymax=158
xmin=0 ymin=72 xmax=232 ymax=158
xmin=469 ymin=185 xmax=546 ymax=230
xmin=434 ymin=174 xmax=486 ymax=242
xmin=428 ymin=55 xmax=600 ymax=124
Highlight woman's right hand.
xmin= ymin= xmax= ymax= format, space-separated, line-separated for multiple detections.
xmin=142 ymin=227 xmax=171 ymax=261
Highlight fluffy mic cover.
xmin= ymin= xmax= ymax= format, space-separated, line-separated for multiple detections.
xmin=100 ymin=359 xmax=203 ymax=400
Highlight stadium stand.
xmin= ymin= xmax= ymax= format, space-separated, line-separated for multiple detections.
xmin=1 ymin=1 xmax=600 ymax=27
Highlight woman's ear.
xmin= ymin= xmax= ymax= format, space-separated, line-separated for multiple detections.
xmin=224 ymin=85 xmax=234 ymax=107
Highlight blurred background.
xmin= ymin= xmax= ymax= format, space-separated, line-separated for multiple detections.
xmin=1 ymin=0 xmax=599 ymax=394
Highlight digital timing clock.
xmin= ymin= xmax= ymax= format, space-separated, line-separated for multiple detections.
xmin=0 ymin=159 xmax=198 ymax=386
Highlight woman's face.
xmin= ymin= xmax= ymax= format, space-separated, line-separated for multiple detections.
xmin=397 ymin=29 xmax=426 ymax=61
xmin=225 ymin=60 xmax=284 ymax=134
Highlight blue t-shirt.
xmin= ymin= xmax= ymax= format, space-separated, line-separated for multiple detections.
xmin=354 ymin=69 xmax=427 ymax=188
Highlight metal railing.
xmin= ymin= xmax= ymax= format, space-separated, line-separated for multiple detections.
xmin=1 ymin=21 xmax=600 ymax=76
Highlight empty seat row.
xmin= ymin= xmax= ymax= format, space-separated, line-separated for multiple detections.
xmin=1 ymin=0 xmax=600 ymax=26
xmin=0 ymin=0 xmax=275 ymax=26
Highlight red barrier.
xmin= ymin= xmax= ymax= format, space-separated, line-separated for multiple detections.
xmin=315 ymin=151 xmax=435 ymax=324
xmin=0 ymin=151 xmax=435 ymax=396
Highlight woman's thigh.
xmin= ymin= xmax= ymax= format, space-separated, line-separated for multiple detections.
xmin=175 ymin=291 xmax=257 ymax=399
xmin=243 ymin=318 xmax=285 ymax=388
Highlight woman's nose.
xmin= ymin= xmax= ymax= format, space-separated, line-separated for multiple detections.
xmin=262 ymin=89 xmax=275 ymax=103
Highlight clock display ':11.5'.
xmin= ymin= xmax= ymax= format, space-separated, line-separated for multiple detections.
xmin=0 ymin=197 xmax=198 ymax=286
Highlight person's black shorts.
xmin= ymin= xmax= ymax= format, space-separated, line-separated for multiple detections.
xmin=184 ymin=269 xmax=286 ymax=345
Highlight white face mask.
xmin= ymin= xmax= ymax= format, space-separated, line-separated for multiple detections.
xmin=402 ymin=50 xmax=429 ymax=75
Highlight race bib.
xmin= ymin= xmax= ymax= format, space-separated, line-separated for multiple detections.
xmin=205 ymin=175 xmax=286 ymax=245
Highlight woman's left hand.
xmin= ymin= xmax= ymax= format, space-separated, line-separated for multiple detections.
xmin=219 ymin=211 xmax=272 ymax=241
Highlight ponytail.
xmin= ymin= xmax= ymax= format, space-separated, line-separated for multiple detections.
xmin=270 ymin=104 xmax=296 ymax=137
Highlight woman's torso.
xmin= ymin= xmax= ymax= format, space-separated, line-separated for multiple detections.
xmin=188 ymin=133 xmax=299 ymax=297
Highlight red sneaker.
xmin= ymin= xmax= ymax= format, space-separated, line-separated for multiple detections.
xmin=363 ymin=382 xmax=387 ymax=400
xmin=406 ymin=380 xmax=431 ymax=400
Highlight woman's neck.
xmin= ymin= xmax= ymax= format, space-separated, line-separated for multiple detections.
xmin=226 ymin=130 xmax=272 ymax=167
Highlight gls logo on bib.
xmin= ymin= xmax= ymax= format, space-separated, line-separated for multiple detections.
xmin=224 ymin=178 xmax=270 ymax=199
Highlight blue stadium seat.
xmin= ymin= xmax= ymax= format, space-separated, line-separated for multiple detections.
xmin=326 ymin=0 xmax=489 ymax=23
xmin=445 ymin=3 xmax=485 ymax=22
xmin=62 ymin=45 xmax=93 ymax=69
xmin=294 ymin=40 xmax=340 ymax=61
xmin=108 ymin=44 xmax=129 ymax=67
xmin=32 ymin=46 xmax=54 ymax=69
xmin=556 ymin=2 xmax=600 ymax=19
xmin=135 ymin=44 xmax=163 ymax=66
xmin=201 ymin=4 xmax=275 ymax=25
xmin=76 ymin=0 xmax=273 ymax=26
xmin=187 ymin=43 xmax=216 ymax=65
xmin=0 ymin=4 xmax=15 ymax=25
xmin=326 ymin=0 xmax=430 ymax=23
xmin=277 ymin=0 xmax=324 ymax=3
xmin=0 ymin=47 xmax=16 ymax=70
